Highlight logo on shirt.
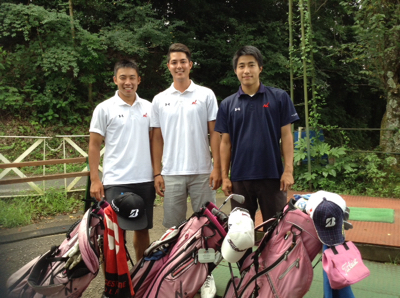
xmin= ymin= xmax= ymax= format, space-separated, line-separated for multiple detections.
xmin=192 ymin=100 xmax=197 ymax=105
xmin=143 ymin=113 xmax=148 ymax=117
xmin=235 ymin=108 xmax=241 ymax=112
xmin=119 ymin=114 xmax=124 ymax=118
xmin=291 ymin=113 xmax=298 ymax=117
xmin=263 ymin=103 xmax=270 ymax=108
xmin=165 ymin=103 xmax=170 ymax=106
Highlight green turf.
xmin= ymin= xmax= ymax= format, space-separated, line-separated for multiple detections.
xmin=349 ymin=207 xmax=394 ymax=223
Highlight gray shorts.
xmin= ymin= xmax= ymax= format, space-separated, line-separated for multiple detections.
xmin=162 ymin=174 xmax=216 ymax=228
xmin=231 ymin=179 xmax=287 ymax=223
xmin=103 ymin=182 xmax=156 ymax=230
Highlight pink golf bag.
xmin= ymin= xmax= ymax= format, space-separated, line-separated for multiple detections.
xmin=223 ymin=199 xmax=322 ymax=298
xmin=131 ymin=201 xmax=228 ymax=298
xmin=6 ymin=200 xmax=108 ymax=298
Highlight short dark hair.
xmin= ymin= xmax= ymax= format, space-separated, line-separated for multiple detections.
xmin=232 ymin=46 xmax=263 ymax=70
xmin=167 ymin=43 xmax=191 ymax=62
xmin=114 ymin=59 xmax=140 ymax=77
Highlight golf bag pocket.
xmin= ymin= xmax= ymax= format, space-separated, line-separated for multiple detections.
xmin=225 ymin=235 xmax=313 ymax=298
xmin=258 ymin=238 xmax=314 ymax=298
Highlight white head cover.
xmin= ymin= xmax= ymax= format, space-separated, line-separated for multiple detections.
xmin=221 ymin=208 xmax=255 ymax=263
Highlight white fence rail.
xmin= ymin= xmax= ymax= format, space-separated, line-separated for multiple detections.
xmin=0 ymin=135 xmax=105 ymax=198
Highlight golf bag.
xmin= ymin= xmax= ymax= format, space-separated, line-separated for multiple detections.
xmin=223 ymin=199 xmax=322 ymax=298
xmin=6 ymin=200 xmax=108 ymax=298
xmin=131 ymin=201 xmax=228 ymax=298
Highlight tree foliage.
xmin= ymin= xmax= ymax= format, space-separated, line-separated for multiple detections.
xmin=340 ymin=0 xmax=400 ymax=153
xmin=0 ymin=0 xmax=397 ymax=155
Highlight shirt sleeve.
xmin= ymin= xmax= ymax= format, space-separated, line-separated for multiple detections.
xmin=214 ymin=100 xmax=228 ymax=133
xmin=150 ymin=96 xmax=160 ymax=128
xmin=280 ymin=91 xmax=300 ymax=127
xmin=206 ymin=89 xmax=218 ymax=122
xmin=89 ymin=104 xmax=107 ymax=137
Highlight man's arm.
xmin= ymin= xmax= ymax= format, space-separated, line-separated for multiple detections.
xmin=208 ymin=120 xmax=222 ymax=190
xmin=220 ymin=133 xmax=232 ymax=196
xmin=88 ymin=132 xmax=105 ymax=201
xmin=151 ymin=127 xmax=165 ymax=197
xmin=280 ymin=123 xmax=295 ymax=191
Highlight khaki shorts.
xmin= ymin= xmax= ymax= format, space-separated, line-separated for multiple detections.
xmin=162 ymin=174 xmax=216 ymax=228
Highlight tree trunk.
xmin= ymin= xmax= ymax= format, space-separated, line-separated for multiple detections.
xmin=380 ymin=71 xmax=400 ymax=153
xmin=68 ymin=0 xmax=75 ymax=42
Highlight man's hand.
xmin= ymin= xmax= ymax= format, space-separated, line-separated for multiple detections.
xmin=209 ymin=168 xmax=222 ymax=190
xmin=154 ymin=175 xmax=165 ymax=197
xmin=90 ymin=179 xmax=105 ymax=201
xmin=280 ymin=171 xmax=294 ymax=192
xmin=221 ymin=177 xmax=233 ymax=196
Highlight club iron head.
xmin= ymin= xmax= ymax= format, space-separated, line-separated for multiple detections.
xmin=218 ymin=194 xmax=245 ymax=210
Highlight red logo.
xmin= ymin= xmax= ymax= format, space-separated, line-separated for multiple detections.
xmin=192 ymin=100 xmax=197 ymax=105
xmin=263 ymin=103 xmax=270 ymax=108
xmin=143 ymin=113 xmax=148 ymax=117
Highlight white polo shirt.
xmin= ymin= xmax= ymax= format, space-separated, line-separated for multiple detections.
xmin=151 ymin=81 xmax=218 ymax=175
xmin=89 ymin=91 xmax=153 ymax=185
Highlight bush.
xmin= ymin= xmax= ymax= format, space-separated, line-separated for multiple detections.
xmin=293 ymin=134 xmax=400 ymax=198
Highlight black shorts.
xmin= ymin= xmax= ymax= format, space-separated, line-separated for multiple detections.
xmin=231 ymin=179 xmax=287 ymax=223
xmin=104 ymin=182 xmax=156 ymax=230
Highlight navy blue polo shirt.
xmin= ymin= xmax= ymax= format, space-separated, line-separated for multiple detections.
xmin=215 ymin=83 xmax=299 ymax=181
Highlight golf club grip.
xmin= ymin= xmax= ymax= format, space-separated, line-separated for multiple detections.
xmin=211 ymin=208 xmax=228 ymax=224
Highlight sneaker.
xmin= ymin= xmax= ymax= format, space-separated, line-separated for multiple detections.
xmin=201 ymin=274 xmax=217 ymax=298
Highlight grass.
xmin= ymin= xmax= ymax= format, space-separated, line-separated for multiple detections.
xmin=0 ymin=188 xmax=84 ymax=228
xmin=386 ymin=255 xmax=400 ymax=266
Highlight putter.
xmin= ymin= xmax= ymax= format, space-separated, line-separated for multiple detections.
xmin=218 ymin=194 xmax=245 ymax=210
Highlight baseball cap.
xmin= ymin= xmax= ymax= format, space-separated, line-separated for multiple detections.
xmin=110 ymin=192 xmax=148 ymax=231
xmin=306 ymin=191 xmax=346 ymax=246
xmin=221 ymin=208 xmax=255 ymax=263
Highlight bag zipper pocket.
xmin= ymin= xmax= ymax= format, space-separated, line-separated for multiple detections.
xmin=278 ymin=258 xmax=300 ymax=280
xmin=171 ymin=250 xmax=196 ymax=277
xmin=240 ymin=241 xmax=298 ymax=296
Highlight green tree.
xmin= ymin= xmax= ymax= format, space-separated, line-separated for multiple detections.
xmin=341 ymin=0 xmax=400 ymax=153
xmin=0 ymin=1 xmax=176 ymax=125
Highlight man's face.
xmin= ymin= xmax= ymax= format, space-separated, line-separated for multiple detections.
xmin=113 ymin=67 xmax=141 ymax=102
xmin=235 ymin=55 xmax=262 ymax=89
xmin=167 ymin=52 xmax=193 ymax=82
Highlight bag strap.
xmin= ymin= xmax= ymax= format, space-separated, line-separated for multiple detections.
xmin=330 ymin=241 xmax=349 ymax=255
xmin=255 ymin=200 xmax=294 ymax=253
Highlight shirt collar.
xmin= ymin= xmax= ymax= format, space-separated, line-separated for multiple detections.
xmin=237 ymin=83 xmax=267 ymax=97
xmin=113 ymin=90 xmax=142 ymax=106
xmin=168 ymin=80 xmax=196 ymax=94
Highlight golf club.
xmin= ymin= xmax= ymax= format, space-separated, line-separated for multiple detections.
xmin=218 ymin=194 xmax=245 ymax=210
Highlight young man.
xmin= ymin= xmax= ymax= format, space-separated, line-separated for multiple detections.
xmin=215 ymin=45 xmax=299 ymax=224
xmin=151 ymin=43 xmax=221 ymax=229
xmin=150 ymin=43 xmax=220 ymax=297
xmin=88 ymin=59 xmax=155 ymax=262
